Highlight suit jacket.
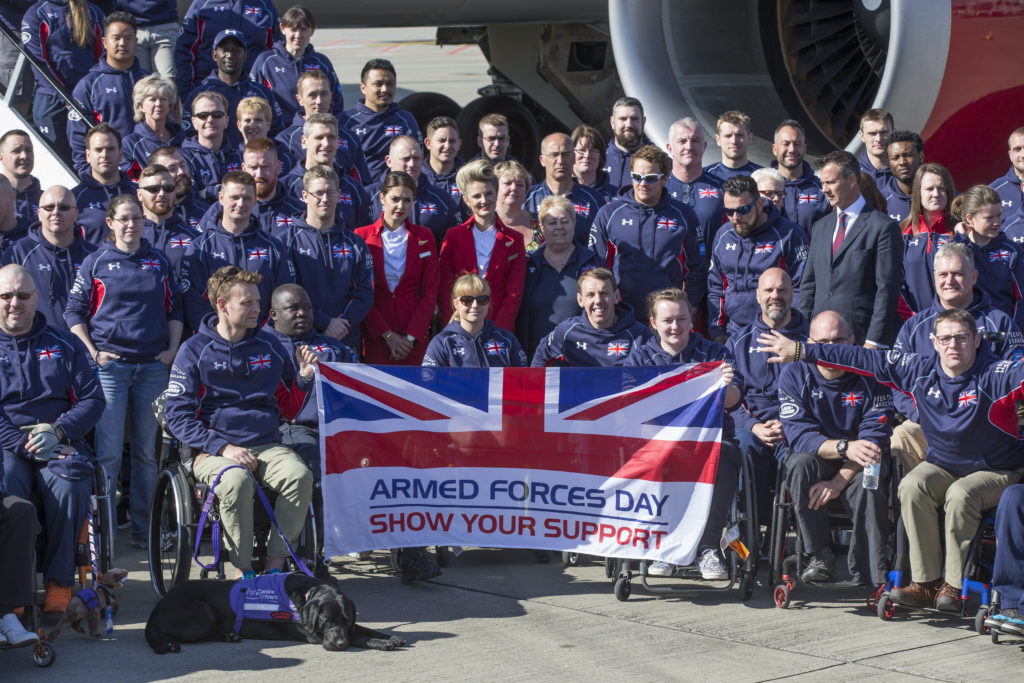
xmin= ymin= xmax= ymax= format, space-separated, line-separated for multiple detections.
xmin=354 ymin=218 xmax=440 ymax=365
xmin=438 ymin=216 xmax=527 ymax=332
xmin=797 ymin=203 xmax=902 ymax=346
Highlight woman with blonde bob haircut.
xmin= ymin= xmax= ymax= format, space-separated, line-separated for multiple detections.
xmin=423 ymin=273 xmax=528 ymax=367
xmin=122 ymin=74 xmax=185 ymax=176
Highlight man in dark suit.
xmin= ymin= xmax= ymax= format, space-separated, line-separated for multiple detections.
xmin=798 ymin=151 xmax=902 ymax=348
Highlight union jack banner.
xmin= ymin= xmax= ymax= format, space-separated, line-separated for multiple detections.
xmin=139 ymin=258 xmax=161 ymax=271
xmin=841 ymin=391 xmax=864 ymax=406
xmin=384 ymin=125 xmax=403 ymax=137
xmin=248 ymin=353 xmax=271 ymax=370
xmin=35 ymin=345 xmax=62 ymax=360
xmin=317 ymin=363 xmax=726 ymax=564
xmin=754 ymin=241 xmax=775 ymax=254
xmin=958 ymin=389 xmax=978 ymax=407
xmin=697 ymin=187 xmax=719 ymax=199
xmin=798 ymin=192 xmax=818 ymax=204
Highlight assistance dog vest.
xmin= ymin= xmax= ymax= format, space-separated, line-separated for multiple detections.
xmin=228 ymin=574 xmax=301 ymax=634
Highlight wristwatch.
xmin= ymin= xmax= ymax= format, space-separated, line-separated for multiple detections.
xmin=836 ymin=439 xmax=849 ymax=458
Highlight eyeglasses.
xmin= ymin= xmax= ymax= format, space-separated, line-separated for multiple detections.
xmin=574 ymin=147 xmax=598 ymax=157
xmin=724 ymin=199 xmax=758 ymax=217
xmin=139 ymin=184 xmax=175 ymax=194
xmin=307 ymin=189 xmax=339 ymax=201
xmin=0 ymin=291 xmax=34 ymax=301
xmin=193 ymin=110 xmax=227 ymax=120
xmin=39 ymin=204 xmax=74 ymax=213
xmin=544 ymin=151 xmax=573 ymax=160
xmin=933 ymin=333 xmax=972 ymax=346
xmin=481 ymin=135 xmax=507 ymax=144
xmin=457 ymin=295 xmax=490 ymax=306
xmin=113 ymin=215 xmax=145 ymax=225
xmin=630 ymin=172 xmax=664 ymax=184
xmin=760 ymin=190 xmax=785 ymax=199
xmin=811 ymin=336 xmax=846 ymax=345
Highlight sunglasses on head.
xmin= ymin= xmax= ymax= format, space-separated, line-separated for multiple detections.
xmin=193 ymin=110 xmax=227 ymax=120
xmin=724 ymin=199 xmax=757 ymax=216
xmin=457 ymin=295 xmax=490 ymax=306
xmin=630 ymin=172 xmax=664 ymax=184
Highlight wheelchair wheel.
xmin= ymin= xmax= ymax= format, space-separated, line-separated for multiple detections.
xmin=740 ymin=572 xmax=755 ymax=601
xmin=877 ymin=594 xmax=896 ymax=620
xmin=89 ymin=470 xmax=113 ymax=576
xmin=435 ymin=546 xmax=452 ymax=567
xmin=773 ymin=583 xmax=791 ymax=609
xmin=148 ymin=466 xmax=193 ymax=596
xmin=32 ymin=640 xmax=56 ymax=667
xmin=975 ymin=606 xmax=992 ymax=635
xmin=614 ymin=574 xmax=631 ymax=601
xmin=294 ymin=502 xmax=320 ymax=575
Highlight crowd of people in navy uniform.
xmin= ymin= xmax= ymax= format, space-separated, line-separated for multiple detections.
xmin=0 ymin=0 xmax=1022 ymax=648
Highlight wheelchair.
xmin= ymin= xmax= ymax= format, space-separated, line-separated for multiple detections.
xmin=609 ymin=447 xmax=759 ymax=602
xmin=769 ymin=448 xmax=899 ymax=609
xmin=147 ymin=430 xmax=324 ymax=597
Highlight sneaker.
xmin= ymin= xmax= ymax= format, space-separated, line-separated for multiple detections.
xmin=397 ymin=547 xmax=441 ymax=582
xmin=43 ymin=581 xmax=71 ymax=614
xmin=130 ymin=538 xmax=147 ymax=550
xmin=698 ymin=550 xmax=729 ymax=580
xmin=934 ymin=581 xmax=963 ymax=613
xmin=990 ymin=608 xmax=1024 ymax=635
xmin=891 ymin=578 xmax=942 ymax=608
xmin=0 ymin=613 xmax=37 ymax=646
xmin=647 ymin=561 xmax=677 ymax=577
xmin=800 ymin=552 xmax=836 ymax=583
xmin=0 ymin=631 xmax=6 ymax=645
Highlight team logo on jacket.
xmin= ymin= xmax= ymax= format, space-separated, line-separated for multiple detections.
xmin=302 ymin=63 xmax=322 ymax=72
xmin=168 ymin=236 xmax=191 ymax=249
xmin=310 ymin=344 xmax=331 ymax=354
xmin=248 ymin=353 xmax=271 ymax=370
xmin=139 ymin=258 xmax=161 ymax=271
xmin=656 ymin=217 xmax=678 ymax=231
xmin=754 ymin=241 xmax=775 ymax=255
xmin=337 ymin=192 xmax=352 ymax=205
xmin=384 ymin=125 xmax=403 ymax=137
xmin=332 ymin=244 xmax=353 ymax=259
xmin=484 ymin=340 xmax=506 ymax=356
xmin=243 ymin=5 xmax=264 ymax=17
xmin=247 ymin=247 xmax=270 ymax=261
xmin=226 ymin=162 xmax=241 ymax=173
xmin=989 ymin=249 xmax=1012 ymax=264
xmin=841 ymin=391 xmax=864 ymax=407
xmin=606 ymin=341 xmax=630 ymax=357
xmin=574 ymin=202 xmax=591 ymax=217
xmin=275 ymin=215 xmax=295 ymax=230
xmin=798 ymin=192 xmax=819 ymax=204
xmin=697 ymin=187 xmax=719 ymax=199
xmin=420 ymin=202 xmax=439 ymax=215
xmin=35 ymin=345 xmax=62 ymax=360
xmin=88 ymin=202 xmax=103 ymax=210
xmin=957 ymin=389 xmax=978 ymax=407
xmin=337 ymin=138 xmax=349 ymax=150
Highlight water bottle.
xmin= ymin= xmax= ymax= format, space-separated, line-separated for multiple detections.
xmin=862 ymin=461 xmax=880 ymax=490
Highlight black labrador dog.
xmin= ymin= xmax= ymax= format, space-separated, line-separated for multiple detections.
xmin=145 ymin=573 xmax=406 ymax=653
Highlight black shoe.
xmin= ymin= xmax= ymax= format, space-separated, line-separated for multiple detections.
xmin=397 ymin=548 xmax=441 ymax=583
xmin=800 ymin=552 xmax=836 ymax=583
xmin=117 ymin=501 xmax=131 ymax=530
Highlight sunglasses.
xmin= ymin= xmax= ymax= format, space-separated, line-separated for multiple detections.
xmin=139 ymin=184 xmax=175 ymax=194
xmin=457 ymin=295 xmax=490 ymax=306
xmin=0 ymin=291 xmax=34 ymax=301
xmin=39 ymin=204 xmax=74 ymax=212
xmin=630 ymin=172 xmax=664 ymax=184
xmin=724 ymin=199 xmax=757 ymax=216
xmin=193 ymin=110 xmax=227 ymax=120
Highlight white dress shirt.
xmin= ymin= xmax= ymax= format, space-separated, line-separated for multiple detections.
xmin=381 ymin=224 xmax=409 ymax=292
xmin=473 ymin=223 xmax=498 ymax=275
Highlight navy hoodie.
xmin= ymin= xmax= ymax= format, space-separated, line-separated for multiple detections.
xmin=778 ymin=361 xmax=893 ymax=454
xmin=589 ymin=188 xmax=706 ymax=316
xmin=122 ymin=121 xmax=187 ymax=179
xmin=0 ymin=228 xmax=97 ymax=329
xmin=68 ymin=58 xmax=150 ymax=175
xmin=342 ymin=101 xmax=423 ymax=181
xmin=21 ymin=0 xmax=104 ymax=98
xmin=276 ymin=111 xmax=370 ymax=185
xmin=523 ymin=181 xmax=607 ymax=246
xmin=420 ymin=157 xmax=465 ymax=208
xmin=901 ymin=231 xmax=951 ymax=313
xmin=280 ymin=217 xmax=374 ymax=341
xmin=892 ymin=291 xmax=1024 ymax=420
xmin=183 ymin=72 xmax=284 ymax=137
xmin=111 ymin=0 xmax=177 ymax=27
xmin=173 ymin=0 xmax=281 ymax=96
xmin=261 ymin=322 xmax=356 ymax=427
xmin=956 ymin=232 xmax=1024 ymax=327
xmin=165 ymin=313 xmax=307 ymax=454
xmin=707 ymin=203 xmax=809 ymax=339
xmin=860 ymin=150 xmax=892 ymax=191
xmin=72 ymin=171 xmax=137 ymax=244
xmin=198 ymin=185 xmax=304 ymax=237
xmin=249 ymin=41 xmax=345 ymax=120
xmin=180 ymin=137 xmax=242 ymax=204
xmin=771 ymin=161 xmax=831 ymax=235
xmin=0 ymin=313 xmax=104 ymax=480
xmin=142 ymin=212 xmax=198 ymax=277
xmin=990 ymin=166 xmax=1022 ymax=217
xmin=366 ymin=173 xmax=460 ymax=249
xmin=282 ymin=161 xmax=370 ymax=231
xmin=666 ymin=171 xmax=725 ymax=266
xmin=181 ymin=214 xmax=294 ymax=329
xmin=799 ymin=343 xmax=1024 ymax=476
xmin=881 ymin=175 xmax=912 ymax=223
xmin=703 ymin=160 xmax=762 ymax=183
xmin=729 ymin=310 xmax=809 ymax=430
xmin=602 ymin=136 xmax=651 ymax=191
xmin=423 ymin=319 xmax=528 ymax=368
xmin=13 ymin=177 xmax=42 ymax=234
xmin=531 ymin=303 xmax=652 ymax=367
xmin=0 ymin=224 xmax=30 ymax=256
xmin=64 ymin=240 xmax=182 ymax=360
xmin=517 ymin=243 xmax=600 ymax=359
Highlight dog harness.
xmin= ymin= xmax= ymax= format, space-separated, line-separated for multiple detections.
xmin=77 ymin=588 xmax=100 ymax=611
xmin=229 ymin=573 xmax=301 ymax=634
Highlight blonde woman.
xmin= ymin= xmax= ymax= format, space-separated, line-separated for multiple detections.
xmin=122 ymin=74 xmax=185 ymax=177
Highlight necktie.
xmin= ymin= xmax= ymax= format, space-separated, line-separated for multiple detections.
xmin=832 ymin=211 xmax=847 ymax=257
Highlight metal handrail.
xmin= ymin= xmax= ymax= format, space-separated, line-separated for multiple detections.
xmin=0 ymin=21 xmax=95 ymax=127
